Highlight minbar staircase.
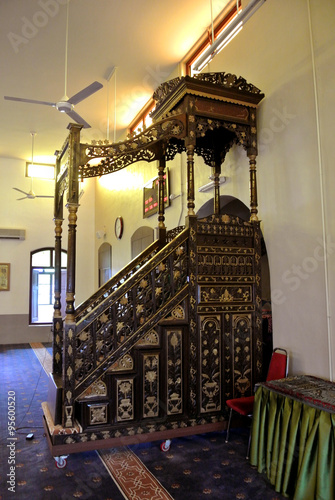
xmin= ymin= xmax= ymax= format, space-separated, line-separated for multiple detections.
xmin=45 ymin=215 xmax=263 ymax=454
xmin=43 ymin=71 xmax=265 ymax=456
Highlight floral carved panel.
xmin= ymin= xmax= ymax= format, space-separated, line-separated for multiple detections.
xmin=200 ymin=316 xmax=221 ymax=413
xmin=167 ymin=329 xmax=183 ymax=415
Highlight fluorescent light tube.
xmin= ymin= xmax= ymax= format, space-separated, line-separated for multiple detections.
xmin=193 ymin=0 xmax=266 ymax=73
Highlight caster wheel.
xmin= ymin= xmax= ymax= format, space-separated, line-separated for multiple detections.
xmin=54 ymin=456 xmax=68 ymax=468
xmin=160 ymin=439 xmax=171 ymax=452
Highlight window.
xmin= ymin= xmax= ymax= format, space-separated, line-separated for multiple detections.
xmin=185 ymin=1 xmax=241 ymax=76
xmin=26 ymin=162 xmax=55 ymax=179
xmin=30 ymin=248 xmax=67 ymax=325
xmin=131 ymin=227 xmax=154 ymax=260
xmin=128 ymin=98 xmax=155 ymax=135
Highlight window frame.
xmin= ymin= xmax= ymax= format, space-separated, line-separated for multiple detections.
xmin=29 ymin=247 xmax=67 ymax=325
xmin=128 ymin=98 xmax=155 ymax=136
xmin=25 ymin=162 xmax=55 ymax=179
xmin=184 ymin=1 xmax=241 ymax=76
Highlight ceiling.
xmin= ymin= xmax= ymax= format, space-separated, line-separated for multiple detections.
xmin=0 ymin=0 xmax=230 ymax=164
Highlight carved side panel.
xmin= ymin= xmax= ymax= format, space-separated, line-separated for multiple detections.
xmin=88 ymin=403 xmax=108 ymax=425
xmin=188 ymin=217 xmax=198 ymax=417
xmin=253 ymin=222 xmax=263 ymax=381
xmin=136 ymin=329 xmax=160 ymax=347
xmin=52 ymin=317 xmax=63 ymax=375
xmin=200 ymin=284 xmax=252 ymax=304
xmin=200 ymin=316 xmax=221 ymax=413
xmin=223 ymin=313 xmax=232 ymax=400
xmin=108 ymin=354 xmax=134 ymax=372
xmin=80 ymin=378 xmax=107 ymax=398
xmin=167 ymin=329 xmax=183 ymax=415
xmin=143 ymin=354 xmax=159 ymax=418
xmin=196 ymin=215 xmax=263 ymax=406
xmin=223 ymin=311 xmax=254 ymax=400
xmin=116 ymin=379 xmax=134 ymax=421
xmin=163 ymin=303 xmax=186 ymax=322
xmin=232 ymin=314 xmax=253 ymax=397
xmin=63 ymin=324 xmax=76 ymax=427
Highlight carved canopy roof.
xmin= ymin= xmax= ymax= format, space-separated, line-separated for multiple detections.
xmin=77 ymin=72 xmax=264 ymax=179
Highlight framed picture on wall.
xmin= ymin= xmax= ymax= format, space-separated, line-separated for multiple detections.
xmin=0 ymin=263 xmax=10 ymax=291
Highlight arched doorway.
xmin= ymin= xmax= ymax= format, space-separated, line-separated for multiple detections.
xmin=98 ymin=242 xmax=112 ymax=287
xmin=131 ymin=226 xmax=154 ymax=259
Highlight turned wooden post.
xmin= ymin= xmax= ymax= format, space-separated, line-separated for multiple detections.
xmin=64 ymin=123 xmax=82 ymax=317
xmin=157 ymin=153 xmax=167 ymax=245
xmin=52 ymin=150 xmax=64 ymax=377
xmin=62 ymin=123 xmax=82 ymax=427
xmin=53 ymin=217 xmax=62 ymax=319
xmin=53 ymin=217 xmax=63 ymax=375
xmin=213 ymin=162 xmax=221 ymax=215
xmin=248 ymin=153 xmax=258 ymax=221
xmin=65 ymin=204 xmax=78 ymax=317
xmin=186 ymin=143 xmax=195 ymax=216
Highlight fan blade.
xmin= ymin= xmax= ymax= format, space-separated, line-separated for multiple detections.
xmin=67 ymin=81 xmax=103 ymax=105
xmin=5 ymin=96 xmax=56 ymax=107
xmin=65 ymin=109 xmax=91 ymax=128
xmin=35 ymin=195 xmax=54 ymax=198
xmin=16 ymin=196 xmax=28 ymax=200
xmin=13 ymin=187 xmax=29 ymax=195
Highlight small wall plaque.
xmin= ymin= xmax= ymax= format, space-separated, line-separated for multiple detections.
xmin=0 ymin=263 xmax=10 ymax=291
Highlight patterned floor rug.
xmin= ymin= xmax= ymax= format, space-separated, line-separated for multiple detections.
xmin=0 ymin=344 xmax=285 ymax=500
xmin=99 ymin=448 xmax=174 ymax=500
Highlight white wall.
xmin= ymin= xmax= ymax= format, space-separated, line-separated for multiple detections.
xmin=75 ymin=177 xmax=96 ymax=306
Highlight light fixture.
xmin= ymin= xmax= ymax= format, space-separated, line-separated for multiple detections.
xmin=198 ymin=176 xmax=227 ymax=192
xmin=13 ymin=132 xmax=54 ymax=200
xmin=26 ymin=162 xmax=55 ymax=179
xmin=96 ymin=227 xmax=106 ymax=240
xmin=25 ymin=131 xmax=55 ymax=179
xmin=193 ymin=0 xmax=266 ymax=73
xmin=106 ymin=66 xmax=117 ymax=142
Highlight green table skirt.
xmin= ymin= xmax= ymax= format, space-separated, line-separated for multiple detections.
xmin=250 ymin=386 xmax=335 ymax=499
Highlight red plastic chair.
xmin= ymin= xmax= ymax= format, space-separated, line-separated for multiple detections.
xmin=225 ymin=347 xmax=288 ymax=458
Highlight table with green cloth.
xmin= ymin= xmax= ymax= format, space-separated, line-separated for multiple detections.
xmin=250 ymin=375 xmax=335 ymax=499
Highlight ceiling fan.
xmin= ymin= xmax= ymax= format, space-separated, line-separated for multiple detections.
xmin=4 ymin=2 xmax=103 ymax=129
xmin=14 ymin=187 xmax=53 ymax=201
xmin=13 ymin=132 xmax=54 ymax=201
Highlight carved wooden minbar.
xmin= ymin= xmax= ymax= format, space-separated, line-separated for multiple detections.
xmin=44 ymin=72 xmax=265 ymax=457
